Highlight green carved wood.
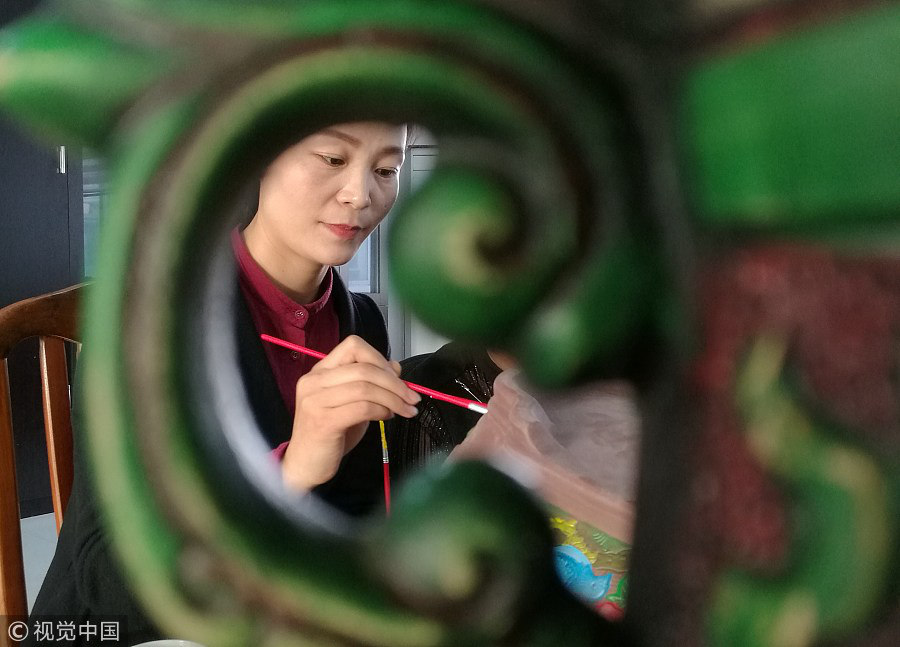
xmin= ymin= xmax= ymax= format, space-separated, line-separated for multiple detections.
xmin=0 ymin=1 xmax=898 ymax=646
xmin=680 ymin=3 xmax=900 ymax=230
xmin=710 ymin=335 xmax=897 ymax=647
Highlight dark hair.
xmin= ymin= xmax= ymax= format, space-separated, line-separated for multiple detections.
xmin=233 ymin=177 xmax=261 ymax=227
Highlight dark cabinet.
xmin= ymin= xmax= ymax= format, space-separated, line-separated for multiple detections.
xmin=1 ymin=4 xmax=85 ymax=517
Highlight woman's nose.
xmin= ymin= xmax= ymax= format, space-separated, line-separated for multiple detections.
xmin=337 ymin=167 xmax=373 ymax=210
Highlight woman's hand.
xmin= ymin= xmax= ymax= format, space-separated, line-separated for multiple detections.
xmin=282 ymin=335 xmax=420 ymax=491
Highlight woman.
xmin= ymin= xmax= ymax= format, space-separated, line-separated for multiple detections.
xmin=232 ymin=121 xmax=420 ymax=506
xmin=28 ymin=121 xmax=418 ymax=645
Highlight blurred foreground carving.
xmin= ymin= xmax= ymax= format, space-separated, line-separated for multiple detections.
xmin=0 ymin=1 xmax=897 ymax=645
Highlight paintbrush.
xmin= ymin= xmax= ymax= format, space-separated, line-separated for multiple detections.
xmin=379 ymin=419 xmax=391 ymax=516
xmin=260 ymin=334 xmax=489 ymax=414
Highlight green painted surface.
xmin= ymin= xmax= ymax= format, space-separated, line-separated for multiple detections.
xmin=389 ymin=166 xmax=574 ymax=344
xmin=0 ymin=17 xmax=168 ymax=145
xmin=681 ymin=4 xmax=900 ymax=228
xmin=517 ymin=235 xmax=660 ymax=386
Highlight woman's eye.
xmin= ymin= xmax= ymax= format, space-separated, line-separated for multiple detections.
xmin=318 ymin=155 xmax=344 ymax=167
xmin=376 ymin=168 xmax=399 ymax=178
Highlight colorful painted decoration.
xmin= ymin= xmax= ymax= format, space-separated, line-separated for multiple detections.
xmin=550 ymin=508 xmax=631 ymax=616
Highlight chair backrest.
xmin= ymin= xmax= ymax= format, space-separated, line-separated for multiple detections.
xmin=0 ymin=284 xmax=84 ymax=620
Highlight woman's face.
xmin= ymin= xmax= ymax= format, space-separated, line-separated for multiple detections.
xmin=254 ymin=121 xmax=407 ymax=268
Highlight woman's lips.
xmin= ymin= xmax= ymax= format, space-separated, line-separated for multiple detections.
xmin=323 ymin=223 xmax=362 ymax=240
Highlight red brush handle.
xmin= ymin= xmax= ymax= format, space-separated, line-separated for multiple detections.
xmin=382 ymin=463 xmax=391 ymax=516
xmin=260 ymin=334 xmax=488 ymax=413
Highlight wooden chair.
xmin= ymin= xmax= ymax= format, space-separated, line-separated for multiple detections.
xmin=0 ymin=284 xmax=84 ymax=620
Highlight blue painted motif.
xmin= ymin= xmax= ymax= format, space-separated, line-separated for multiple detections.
xmin=553 ymin=544 xmax=612 ymax=602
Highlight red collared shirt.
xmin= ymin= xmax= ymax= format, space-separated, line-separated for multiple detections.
xmin=232 ymin=228 xmax=340 ymax=417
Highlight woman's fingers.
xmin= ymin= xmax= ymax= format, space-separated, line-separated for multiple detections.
xmin=329 ymin=402 xmax=396 ymax=432
xmin=316 ymin=335 xmax=392 ymax=370
xmin=283 ymin=335 xmax=416 ymax=491
xmin=303 ymin=362 xmax=419 ymax=405
xmin=300 ymin=381 xmax=418 ymax=420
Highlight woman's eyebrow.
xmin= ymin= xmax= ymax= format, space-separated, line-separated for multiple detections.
xmin=319 ymin=128 xmax=404 ymax=157
xmin=320 ymin=128 xmax=360 ymax=146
